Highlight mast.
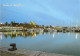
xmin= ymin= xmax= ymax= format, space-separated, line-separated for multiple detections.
xmin=0 ymin=0 xmax=1 ymax=24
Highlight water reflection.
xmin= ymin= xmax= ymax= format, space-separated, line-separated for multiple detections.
xmin=52 ymin=32 xmax=56 ymax=38
xmin=0 ymin=32 xmax=2 ymax=40
xmin=1 ymin=31 xmax=80 ymax=40
xmin=2 ymin=31 xmax=39 ymax=39
xmin=1 ymin=31 xmax=80 ymax=56
xmin=75 ymin=33 xmax=78 ymax=39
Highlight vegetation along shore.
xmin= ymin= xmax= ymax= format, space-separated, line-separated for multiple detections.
xmin=0 ymin=21 xmax=80 ymax=32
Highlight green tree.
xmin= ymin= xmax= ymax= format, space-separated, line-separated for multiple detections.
xmin=5 ymin=22 xmax=8 ymax=26
xmin=11 ymin=21 xmax=14 ymax=26
xmin=50 ymin=25 xmax=52 ymax=28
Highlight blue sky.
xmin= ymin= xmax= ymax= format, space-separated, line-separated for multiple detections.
xmin=1 ymin=0 xmax=80 ymax=26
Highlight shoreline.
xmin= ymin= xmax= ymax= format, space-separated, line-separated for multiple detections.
xmin=0 ymin=47 xmax=73 ymax=56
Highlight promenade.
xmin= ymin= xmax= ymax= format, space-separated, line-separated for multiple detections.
xmin=0 ymin=26 xmax=80 ymax=32
xmin=0 ymin=47 xmax=72 ymax=56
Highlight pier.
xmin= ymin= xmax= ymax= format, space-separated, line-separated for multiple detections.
xmin=0 ymin=26 xmax=80 ymax=33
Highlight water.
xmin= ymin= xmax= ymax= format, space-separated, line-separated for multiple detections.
xmin=0 ymin=31 xmax=80 ymax=56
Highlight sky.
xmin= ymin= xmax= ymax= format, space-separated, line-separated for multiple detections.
xmin=1 ymin=0 xmax=80 ymax=26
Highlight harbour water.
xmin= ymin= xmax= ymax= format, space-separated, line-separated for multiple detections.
xmin=1 ymin=31 xmax=80 ymax=56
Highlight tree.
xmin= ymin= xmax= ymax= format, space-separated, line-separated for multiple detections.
xmin=50 ymin=25 xmax=52 ymax=28
xmin=11 ymin=21 xmax=14 ymax=26
xmin=46 ymin=26 xmax=49 ymax=28
xmin=5 ymin=22 xmax=8 ymax=26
